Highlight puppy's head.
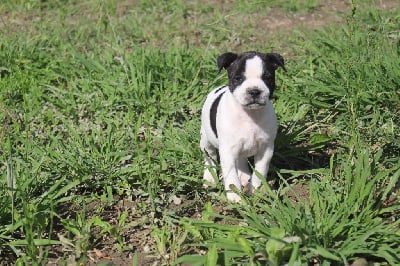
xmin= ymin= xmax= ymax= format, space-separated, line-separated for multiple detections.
xmin=217 ymin=51 xmax=285 ymax=109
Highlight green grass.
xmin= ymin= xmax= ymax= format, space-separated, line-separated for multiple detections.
xmin=1 ymin=0 xmax=399 ymax=265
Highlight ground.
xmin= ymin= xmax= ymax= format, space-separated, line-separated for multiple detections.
xmin=0 ymin=0 xmax=398 ymax=265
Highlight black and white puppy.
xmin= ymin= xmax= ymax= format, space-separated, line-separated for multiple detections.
xmin=200 ymin=51 xmax=285 ymax=202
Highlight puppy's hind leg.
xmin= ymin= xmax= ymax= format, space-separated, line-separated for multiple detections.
xmin=202 ymin=148 xmax=218 ymax=187
xmin=200 ymin=136 xmax=219 ymax=187
xmin=251 ymin=145 xmax=274 ymax=193
xmin=237 ymin=157 xmax=251 ymax=189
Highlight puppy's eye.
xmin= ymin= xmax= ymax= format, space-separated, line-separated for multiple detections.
xmin=262 ymin=72 xmax=272 ymax=79
xmin=233 ymin=76 xmax=243 ymax=83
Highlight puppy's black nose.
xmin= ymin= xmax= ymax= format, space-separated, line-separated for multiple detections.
xmin=248 ymin=89 xmax=261 ymax=98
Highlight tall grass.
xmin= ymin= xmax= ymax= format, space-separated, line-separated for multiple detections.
xmin=0 ymin=0 xmax=399 ymax=265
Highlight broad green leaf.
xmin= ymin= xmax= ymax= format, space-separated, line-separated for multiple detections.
xmin=206 ymin=244 xmax=218 ymax=266
xmin=9 ymin=239 xmax=61 ymax=247
xmin=311 ymin=246 xmax=341 ymax=261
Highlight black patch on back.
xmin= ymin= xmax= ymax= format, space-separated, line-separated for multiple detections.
xmin=214 ymin=86 xmax=226 ymax=94
xmin=210 ymin=91 xmax=225 ymax=138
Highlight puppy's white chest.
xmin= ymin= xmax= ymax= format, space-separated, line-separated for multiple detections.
xmin=234 ymin=119 xmax=271 ymax=157
xmin=218 ymin=95 xmax=277 ymax=157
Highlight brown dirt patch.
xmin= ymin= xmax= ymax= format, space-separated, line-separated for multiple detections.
xmin=286 ymin=182 xmax=311 ymax=205
xmin=259 ymin=0 xmax=399 ymax=31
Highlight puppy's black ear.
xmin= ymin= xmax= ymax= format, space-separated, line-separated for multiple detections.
xmin=265 ymin=53 xmax=286 ymax=72
xmin=217 ymin=52 xmax=238 ymax=72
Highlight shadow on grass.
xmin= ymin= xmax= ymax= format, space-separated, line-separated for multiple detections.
xmin=270 ymin=123 xmax=335 ymax=183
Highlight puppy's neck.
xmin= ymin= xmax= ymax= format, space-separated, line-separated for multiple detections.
xmin=243 ymin=104 xmax=269 ymax=121
xmin=226 ymin=91 xmax=270 ymax=119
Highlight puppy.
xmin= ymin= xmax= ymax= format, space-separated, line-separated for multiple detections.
xmin=200 ymin=51 xmax=285 ymax=202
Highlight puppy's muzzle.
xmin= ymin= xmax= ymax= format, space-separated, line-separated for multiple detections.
xmin=248 ymin=88 xmax=262 ymax=99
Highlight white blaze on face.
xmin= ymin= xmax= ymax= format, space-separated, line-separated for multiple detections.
xmin=244 ymin=56 xmax=264 ymax=80
xmin=233 ymin=56 xmax=269 ymax=108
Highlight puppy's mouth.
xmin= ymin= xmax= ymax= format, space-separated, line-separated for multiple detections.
xmin=244 ymin=101 xmax=266 ymax=109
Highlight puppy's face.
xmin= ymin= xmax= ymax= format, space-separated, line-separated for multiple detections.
xmin=218 ymin=52 xmax=285 ymax=109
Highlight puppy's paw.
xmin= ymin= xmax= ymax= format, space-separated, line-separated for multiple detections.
xmin=246 ymin=179 xmax=263 ymax=195
xmin=239 ymin=172 xmax=251 ymax=187
xmin=226 ymin=191 xmax=241 ymax=202
xmin=250 ymin=175 xmax=262 ymax=191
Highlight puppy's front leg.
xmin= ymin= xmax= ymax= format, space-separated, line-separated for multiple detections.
xmin=251 ymin=144 xmax=274 ymax=192
xmin=219 ymin=148 xmax=242 ymax=202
